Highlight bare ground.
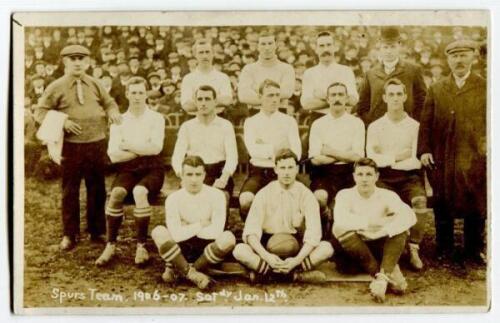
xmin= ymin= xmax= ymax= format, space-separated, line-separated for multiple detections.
xmin=22 ymin=174 xmax=487 ymax=309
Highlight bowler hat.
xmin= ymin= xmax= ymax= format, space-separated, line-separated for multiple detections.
xmin=380 ymin=26 xmax=401 ymax=43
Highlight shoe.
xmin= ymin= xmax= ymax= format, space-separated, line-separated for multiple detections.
xmin=293 ymin=270 xmax=327 ymax=284
xmin=388 ymin=265 xmax=408 ymax=294
xmin=135 ymin=243 xmax=150 ymax=265
xmin=186 ymin=266 xmax=211 ymax=290
xmin=369 ymin=271 xmax=389 ymax=303
xmin=95 ymin=243 xmax=116 ymax=266
xmin=59 ymin=236 xmax=76 ymax=251
xmin=409 ymin=243 xmax=424 ymax=270
xmin=161 ymin=265 xmax=177 ymax=283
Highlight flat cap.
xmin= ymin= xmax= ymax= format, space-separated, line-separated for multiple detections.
xmin=380 ymin=26 xmax=401 ymax=43
xmin=445 ymin=39 xmax=477 ymax=55
xmin=161 ymin=79 xmax=175 ymax=86
xmin=60 ymin=45 xmax=90 ymax=57
xmin=147 ymin=71 xmax=161 ymax=80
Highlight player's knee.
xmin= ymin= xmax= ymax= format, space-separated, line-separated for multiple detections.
xmin=318 ymin=241 xmax=335 ymax=259
xmin=109 ymin=187 xmax=127 ymax=205
xmin=239 ymin=192 xmax=254 ymax=211
xmin=151 ymin=225 xmax=172 ymax=245
xmin=216 ymin=231 xmax=236 ymax=252
xmin=314 ymin=190 xmax=329 ymax=208
xmin=411 ymin=196 xmax=428 ymax=214
xmin=233 ymin=243 xmax=252 ymax=261
xmin=132 ymin=185 xmax=149 ymax=206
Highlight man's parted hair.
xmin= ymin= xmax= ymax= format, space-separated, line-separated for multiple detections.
xmin=353 ymin=158 xmax=379 ymax=173
xmin=316 ymin=31 xmax=334 ymax=43
xmin=182 ymin=155 xmax=206 ymax=170
xmin=326 ymin=82 xmax=348 ymax=96
xmin=258 ymin=79 xmax=281 ymax=95
xmin=194 ymin=84 xmax=217 ymax=100
xmin=258 ymin=29 xmax=276 ymax=41
xmin=383 ymin=77 xmax=407 ymax=94
xmin=125 ymin=76 xmax=149 ymax=91
xmin=275 ymin=148 xmax=299 ymax=165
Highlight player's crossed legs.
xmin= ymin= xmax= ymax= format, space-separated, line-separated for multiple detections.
xmin=151 ymin=226 xmax=236 ymax=290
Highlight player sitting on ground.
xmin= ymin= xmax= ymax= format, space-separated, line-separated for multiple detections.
xmin=151 ymin=155 xmax=236 ymax=290
xmin=333 ymin=158 xmax=416 ymax=302
xmin=233 ymin=149 xmax=334 ymax=284
xmin=96 ymin=76 xmax=165 ymax=266
xmin=366 ymin=77 xmax=428 ymax=270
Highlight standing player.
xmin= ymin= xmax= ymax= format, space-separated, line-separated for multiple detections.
xmin=95 ymin=77 xmax=165 ymax=266
xmin=366 ymin=78 xmax=427 ymax=270
xmin=333 ymin=158 xmax=416 ymax=302
xmin=418 ymin=40 xmax=486 ymax=265
xmin=239 ymin=79 xmax=302 ymax=221
xmin=355 ymin=26 xmax=426 ymax=125
xmin=301 ymin=31 xmax=359 ymax=122
xmin=308 ymin=82 xmax=365 ymax=240
xmin=238 ymin=30 xmax=295 ymax=114
xmin=151 ymin=156 xmax=236 ymax=289
xmin=35 ymin=45 xmax=121 ymax=250
xmin=233 ymin=149 xmax=334 ymax=283
xmin=172 ymin=85 xmax=238 ymax=201
xmin=180 ymin=38 xmax=233 ymax=115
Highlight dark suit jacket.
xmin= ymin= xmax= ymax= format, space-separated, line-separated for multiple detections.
xmin=355 ymin=60 xmax=427 ymax=125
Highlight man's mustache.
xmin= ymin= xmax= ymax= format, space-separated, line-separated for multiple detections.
xmin=333 ymin=101 xmax=343 ymax=105
xmin=320 ymin=51 xmax=332 ymax=57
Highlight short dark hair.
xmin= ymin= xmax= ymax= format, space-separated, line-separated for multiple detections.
xmin=258 ymin=79 xmax=280 ymax=95
xmin=326 ymin=82 xmax=348 ymax=96
xmin=192 ymin=38 xmax=212 ymax=53
xmin=275 ymin=148 xmax=298 ymax=165
xmin=194 ymin=85 xmax=217 ymax=100
xmin=316 ymin=31 xmax=334 ymax=43
xmin=383 ymin=77 xmax=407 ymax=94
xmin=182 ymin=155 xmax=206 ymax=170
xmin=258 ymin=29 xmax=275 ymax=41
xmin=126 ymin=76 xmax=148 ymax=91
xmin=353 ymin=158 xmax=379 ymax=173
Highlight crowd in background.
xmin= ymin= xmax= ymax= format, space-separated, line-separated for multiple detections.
xmin=24 ymin=25 xmax=487 ymax=125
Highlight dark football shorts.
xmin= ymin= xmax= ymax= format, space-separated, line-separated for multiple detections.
xmin=377 ymin=168 xmax=426 ymax=205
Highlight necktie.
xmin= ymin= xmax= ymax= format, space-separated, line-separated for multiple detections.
xmin=76 ymin=79 xmax=84 ymax=105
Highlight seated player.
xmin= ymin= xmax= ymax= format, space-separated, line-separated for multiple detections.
xmin=366 ymin=78 xmax=428 ymax=270
xmin=172 ymin=85 xmax=238 ymax=202
xmin=239 ymin=79 xmax=302 ymax=221
xmin=233 ymin=149 xmax=334 ymax=283
xmin=96 ymin=76 xmax=165 ymax=266
xmin=333 ymin=158 xmax=416 ymax=302
xmin=151 ymin=156 xmax=236 ymax=290
xmin=308 ymin=82 xmax=365 ymax=239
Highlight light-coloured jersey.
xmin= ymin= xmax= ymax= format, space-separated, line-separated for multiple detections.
xmin=243 ymin=181 xmax=321 ymax=247
xmin=171 ymin=116 xmax=238 ymax=176
xmin=107 ymin=107 xmax=165 ymax=163
xmin=333 ymin=186 xmax=416 ymax=239
xmin=366 ymin=113 xmax=421 ymax=170
xmin=308 ymin=112 xmax=365 ymax=163
xmin=243 ymin=110 xmax=301 ymax=168
xmin=165 ymin=185 xmax=226 ymax=242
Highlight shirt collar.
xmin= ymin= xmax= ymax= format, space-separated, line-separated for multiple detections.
xmin=383 ymin=58 xmax=399 ymax=70
xmin=453 ymin=70 xmax=471 ymax=86
xmin=67 ymin=73 xmax=90 ymax=87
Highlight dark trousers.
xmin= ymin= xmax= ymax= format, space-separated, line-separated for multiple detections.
xmin=338 ymin=231 xmax=408 ymax=276
xmin=61 ymin=140 xmax=107 ymax=238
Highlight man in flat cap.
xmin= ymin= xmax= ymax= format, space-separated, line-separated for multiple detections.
xmin=418 ymin=39 xmax=487 ymax=266
xmin=355 ymin=26 xmax=427 ymax=125
xmin=35 ymin=45 xmax=122 ymax=251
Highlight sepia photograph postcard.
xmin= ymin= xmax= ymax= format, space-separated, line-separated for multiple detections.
xmin=11 ymin=10 xmax=490 ymax=315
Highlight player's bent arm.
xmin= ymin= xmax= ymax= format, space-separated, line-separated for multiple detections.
xmin=165 ymin=197 xmax=203 ymax=242
xmin=197 ymin=191 xmax=226 ymax=240
xmin=290 ymin=242 xmax=315 ymax=266
xmin=107 ymin=124 xmax=137 ymax=163
xmin=383 ymin=192 xmax=417 ymax=237
xmin=247 ymin=234 xmax=274 ymax=263
xmin=280 ymin=65 xmax=296 ymax=99
xmin=311 ymin=155 xmax=336 ymax=166
xmin=332 ymin=191 xmax=368 ymax=237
